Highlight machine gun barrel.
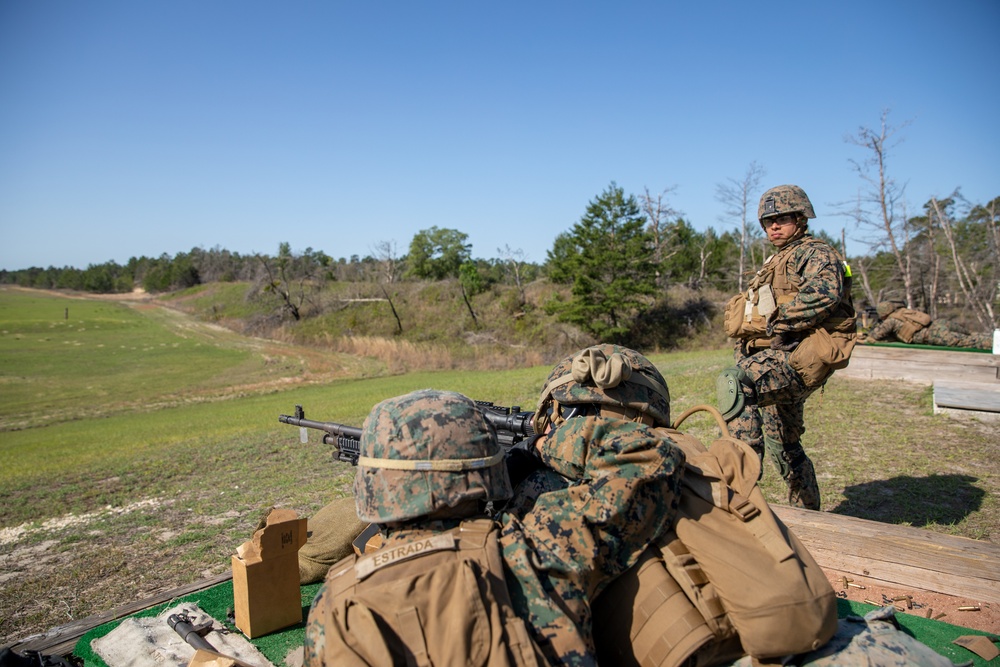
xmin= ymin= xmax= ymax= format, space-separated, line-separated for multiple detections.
xmin=279 ymin=405 xmax=362 ymax=465
xmin=280 ymin=400 xmax=536 ymax=466
xmin=277 ymin=413 xmax=363 ymax=440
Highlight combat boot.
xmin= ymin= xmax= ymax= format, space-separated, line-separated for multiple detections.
xmin=781 ymin=447 xmax=820 ymax=511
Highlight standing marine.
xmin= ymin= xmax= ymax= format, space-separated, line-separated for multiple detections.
xmin=303 ymin=382 xmax=684 ymax=667
xmin=719 ymin=184 xmax=857 ymax=511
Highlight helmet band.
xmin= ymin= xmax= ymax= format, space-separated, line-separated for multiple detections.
xmin=358 ymin=450 xmax=505 ymax=472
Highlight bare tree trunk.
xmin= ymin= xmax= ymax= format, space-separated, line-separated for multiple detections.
xmin=853 ymin=258 xmax=878 ymax=309
xmin=716 ymin=162 xmax=766 ymax=292
xmin=460 ymin=283 xmax=479 ymax=328
xmin=380 ymin=284 xmax=403 ymax=333
xmin=499 ymin=244 xmax=528 ymax=307
xmin=926 ymin=206 xmax=941 ymax=319
xmin=930 ymin=197 xmax=996 ymax=329
xmin=845 ymin=109 xmax=914 ymax=305
xmin=640 ymin=186 xmax=680 ymax=287
xmin=256 ymin=254 xmax=301 ymax=320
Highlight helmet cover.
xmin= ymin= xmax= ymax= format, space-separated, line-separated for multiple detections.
xmin=354 ymin=389 xmax=512 ymax=524
xmin=758 ymin=184 xmax=816 ymax=223
xmin=534 ymin=344 xmax=670 ymax=432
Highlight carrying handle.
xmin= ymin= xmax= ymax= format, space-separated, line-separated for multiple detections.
xmin=671 ymin=404 xmax=731 ymax=438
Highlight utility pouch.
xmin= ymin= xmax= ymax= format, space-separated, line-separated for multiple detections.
xmin=788 ymin=318 xmax=857 ymax=387
xmin=723 ymin=291 xmax=769 ymax=339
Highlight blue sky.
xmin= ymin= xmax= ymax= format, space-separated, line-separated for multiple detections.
xmin=1 ymin=1 xmax=997 ymax=270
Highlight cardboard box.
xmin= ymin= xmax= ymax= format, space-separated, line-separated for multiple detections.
xmin=232 ymin=508 xmax=308 ymax=638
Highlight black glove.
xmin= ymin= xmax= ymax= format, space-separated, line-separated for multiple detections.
xmin=770 ymin=331 xmax=800 ymax=352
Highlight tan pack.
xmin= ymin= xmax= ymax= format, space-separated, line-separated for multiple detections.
xmin=788 ymin=316 xmax=857 ymax=387
xmin=594 ymin=406 xmax=837 ymax=666
xmin=315 ymin=518 xmax=542 ymax=667
xmin=891 ymin=308 xmax=932 ymax=343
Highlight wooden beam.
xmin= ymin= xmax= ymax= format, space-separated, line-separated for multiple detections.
xmin=934 ymin=381 xmax=1000 ymax=413
xmin=840 ymin=345 xmax=1000 ymax=385
xmin=774 ymin=506 xmax=1000 ymax=603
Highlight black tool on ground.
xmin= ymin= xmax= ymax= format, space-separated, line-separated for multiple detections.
xmin=167 ymin=612 xmax=218 ymax=653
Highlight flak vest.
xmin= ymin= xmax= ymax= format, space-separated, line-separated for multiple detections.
xmin=723 ymin=236 xmax=857 ymax=387
xmin=593 ymin=406 xmax=838 ymax=667
xmin=315 ymin=518 xmax=543 ymax=667
xmin=887 ymin=309 xmax=932 ymax=343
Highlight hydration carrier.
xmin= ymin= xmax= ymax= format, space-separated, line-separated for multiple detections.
xmin=594 ymin=405 xmax=837 ymax=666
xmin=314 ymin=518 xmax=541 ymax=667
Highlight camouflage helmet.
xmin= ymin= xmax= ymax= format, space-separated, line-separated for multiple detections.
xmin=876 ymin=300 xmax=905 ymax=319
xmin=533 ymin=344 xmax=670 ymax=434
xmin=354 ymin=389 xmax=512 ymax=524
xmin=758 ymin=184 xmax=816 ymax=225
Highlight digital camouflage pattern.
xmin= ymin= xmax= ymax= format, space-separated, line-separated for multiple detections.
xmin=759 ymin=235 xmax=848 ymax=339
xmin=726 ymin=232 xmax=850 ymax=511
xmin=869 ymin=306 xmax=992 ymax=349
xmin=729 ymin=606 xmax=962 ymax=667
xmin=535 ymin=344 xmax=671 ymax=432
xmin=498 ymin=415 xmax=684 ymax=666
xmin=757 ymin=184 xmax=816 ymax=222
xmin=304 ymin=388 xmax=684 ymax=667
xmin=354 ymin=389 xmax=512 ymax=524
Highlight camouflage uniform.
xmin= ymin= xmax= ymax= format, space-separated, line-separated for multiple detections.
xmin=728 ymin=606 xmax=963 ymax=667
xmin=721 ymin=185 xmax=855 ymax=511
xmin=869 ymin=304 xmax=991 ymax=349
xmin=303 ymin=389 xmax=684 ymax=667
xmin=498 ymin=416 xmax=683 ymax=666
xmin=726 ymin=232 xmax=844 ymax=510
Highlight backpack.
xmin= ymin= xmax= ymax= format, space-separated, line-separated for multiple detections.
xmin=594 ymin=405 xmax=837 ymax=666
xmin=311 ymin=518 xmax=542 ymax=667
xmin=891 ymin=308 xmax=932 ymax=343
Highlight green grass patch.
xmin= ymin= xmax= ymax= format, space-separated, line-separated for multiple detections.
xmin=2 ymin=288 xmax=998 ymax=649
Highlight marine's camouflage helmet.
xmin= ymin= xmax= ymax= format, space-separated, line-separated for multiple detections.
xmin=534 ymin=344 xmax=671 ymax=433
xmin=354 ymin=389 xmax=512 ymax=524
xmin=758 ymin=184 xmax=816 ymax=224
xmin=876 ymin=300 xmax=905 ymax=319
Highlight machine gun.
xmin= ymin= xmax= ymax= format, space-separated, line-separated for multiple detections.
xmin=279 ymin=401 xmax=536 ymax=466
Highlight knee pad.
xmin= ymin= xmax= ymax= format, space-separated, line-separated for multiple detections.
xmin=717 ymin=366 xmax=756 ymax=421
xmin=763 ymin=436 xmax=790 ymax=477
xmin=765 ymin=439 xmax=808 ymax=480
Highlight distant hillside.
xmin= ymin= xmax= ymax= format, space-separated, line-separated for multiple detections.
xmin=158 ymin=279 xmax=730 ymax=371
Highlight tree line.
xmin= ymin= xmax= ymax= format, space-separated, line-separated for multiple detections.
xmin=3 ymin=112 xmax=996 ymax=341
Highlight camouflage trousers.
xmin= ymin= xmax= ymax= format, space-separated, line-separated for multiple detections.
xmin=912 ymin=322 xmax=991 ymax=350
xmin=728 ymin=346 xmax=822 ymax=510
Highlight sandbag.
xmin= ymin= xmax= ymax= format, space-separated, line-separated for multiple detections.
xmin=299 ymin=496 xmax=368 ymax=584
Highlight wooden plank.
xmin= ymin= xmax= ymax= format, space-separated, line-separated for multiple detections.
xmin=839 ymin=345 xmax=1000 ymax=384
xmin=6 ymin=571 xmax=233 ymax=657
xmin=934 ymin=381 xmax=1000 ymax=413
xmin=12 ymin=506 xmax=1000 ymax=656
xmin=774 ymin=506 xmax=1000 ymax=602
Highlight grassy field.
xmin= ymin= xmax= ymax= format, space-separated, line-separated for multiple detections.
xmin=1 ymin=286 xmax=998 ymax=647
